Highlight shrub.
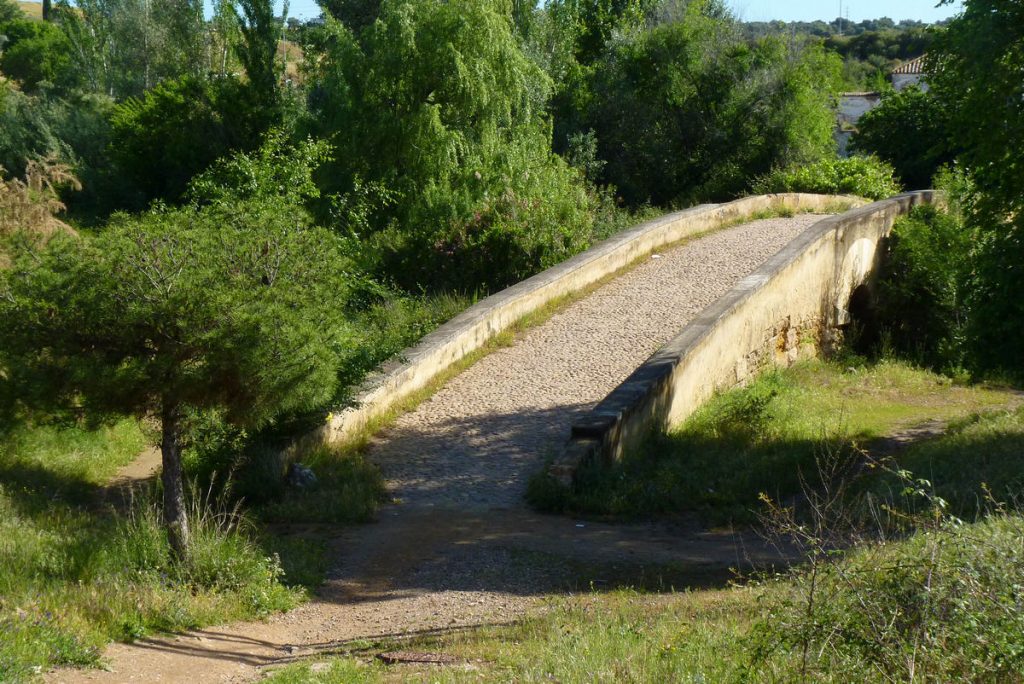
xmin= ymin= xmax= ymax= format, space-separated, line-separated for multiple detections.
xmin=0 ymin=0 xmax=20 ymax=23
xmin=755 ymin=496 xmax=1024 ymax=681
xmin=875 ymin=205 xmax=972 ymax=372
xmin=108 ymin=489 xmax=295 ymax=610
xmin=109 ymin=75 xmax=267 ymax=205
xmin=0 ymin=156 xmax=80 ymax=243
xmin=754 ymin=154 xmax=901 ymax=200
xmin=0 ymin=81 xmax=120 ymax=218
xmin=0 ymin=18 xmax=80 ymax=92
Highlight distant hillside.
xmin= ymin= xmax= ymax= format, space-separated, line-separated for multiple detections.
xmin=16 ymin=1 xmax=43 ymax=20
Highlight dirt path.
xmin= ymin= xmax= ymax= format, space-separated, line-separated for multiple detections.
xmin=48 ymin=216 xmax=821 ymax=684
xmin=96 ymin=446 xmax=162 ymax=511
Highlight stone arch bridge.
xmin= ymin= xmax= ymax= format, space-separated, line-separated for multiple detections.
xmin=304 ymin=190 xmax=935 ymax=501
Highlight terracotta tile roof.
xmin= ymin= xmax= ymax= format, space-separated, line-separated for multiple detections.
xmin=892 ymin=55 xmax=927 ymax=75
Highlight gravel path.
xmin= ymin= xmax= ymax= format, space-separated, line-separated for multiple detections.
xmin=49 ymin=214 xmax=821 ymax=684
xmin=370 ymin=214 xmax=822 ymax=509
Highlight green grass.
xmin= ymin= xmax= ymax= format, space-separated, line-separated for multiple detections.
xmin=336 ymin=292 xmax=474 ymax=402
xmin=531 ymin=358 xmax=1017 ymax=523
xmin=0 ymin=417 xmax=148 ymax=495
xmin=0 ymin=419 xmax=305 ymax=682
xmin=866 ymin=405 xmax=1024 ymax=517
xmin=257 ymin=445 xmax=388 ymax=524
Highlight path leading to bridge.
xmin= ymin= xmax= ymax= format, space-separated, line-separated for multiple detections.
xmin=50 ymin=214 xmax=820 ymax=684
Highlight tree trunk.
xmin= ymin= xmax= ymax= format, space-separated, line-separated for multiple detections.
xmin=42 ymin=0 xmax=51 ymax=21
xmin=161 ymin=402 xmax=191 ymax=560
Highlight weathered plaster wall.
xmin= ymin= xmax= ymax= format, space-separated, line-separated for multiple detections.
xmin=550 ymin=191 xmax=935 ymax=485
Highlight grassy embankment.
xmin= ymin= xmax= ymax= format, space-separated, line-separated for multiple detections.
xmin=15 ymin=1 xmax=42 ymax=20
xmin=531 ymin=358 xmax=1016 ymax=523
xmin=268 ymin=358 xmax=1024 ymax=682
xmin=0 ymin=415 xmax=384 ymax=681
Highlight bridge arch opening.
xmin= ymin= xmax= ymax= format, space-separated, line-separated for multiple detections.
xmin=843 ymin=282 xmax=881 ymax=356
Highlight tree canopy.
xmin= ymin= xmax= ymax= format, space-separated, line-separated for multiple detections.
xmin=0 ymin=136 xmax=353 ymax=554
xmin=928 ymin=0 xmax=1024 ymax=373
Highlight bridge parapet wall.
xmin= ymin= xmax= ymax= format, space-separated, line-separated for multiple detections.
xmin=550 ymin=190 xmax=935 ymax=484
xmin=299 ymin=193 xmax=863 ymax=453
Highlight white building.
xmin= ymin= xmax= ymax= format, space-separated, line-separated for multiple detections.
xmin=835 ymin=92 xmax=882 ymax=156
xmin=891 ymin=55 xmax=929 ymax=92
xmin=834 ymin=56 xmax=930 ymax=156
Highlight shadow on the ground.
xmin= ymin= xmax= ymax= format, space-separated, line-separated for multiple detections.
xmin=270 ymin=402 xmax=806 ymax=606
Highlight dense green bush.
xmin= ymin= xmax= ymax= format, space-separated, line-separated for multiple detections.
xmin=109 ymin=75 xmax=267 ymax=205
xmin=851 ymin=86 xmax=956 ymax=189
xmin=0 ymin=18 xmax=80 ymax=92
xmin=0 ymin=81 xmax=124 ymax=218
xmin=566 ymin=6 xmax=840 ymax=207
xmin=0 ymin=83 xmax=74 ymax=178
xmin=875 ymin=205 xmax=972 ymax=372
xmin=0 ymin=0 xmax=20 ymax=24
xmin=753 ymin=154 xmax=901 ymax=200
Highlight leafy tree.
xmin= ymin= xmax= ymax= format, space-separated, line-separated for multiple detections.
xmin=928 ymin=0 xmax=1024 ymax=374
xmin=318 ymin=0 xmax=381 ymax=33
xmin=309 ymin=0 xmax=596 ymax=291
xmin=574 ymin=7 xmax=840 ymax=206
xmin=0 ymin=18 xmax=80 ymax=92
xmin=109 ymin=75 xmax=264 ymax=205
xmin=0 ymin=0 xmax=20 ymax=24
xmin=875 ymin=205 xmax=971 ymax=371
xmin=546 ymin=0 xmax=654 ymax=65
xmin=0 ymin=139 xmax=353 ymax=557
xmin=851 ymin=87 xmax=956 ymax=189
xmin=233 ymin=0 xmax=286 ymax=108
xmin=54 ymin=0 xmax=206 ymax=99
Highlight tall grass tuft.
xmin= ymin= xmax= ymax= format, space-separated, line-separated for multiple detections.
xmin=0 ymin=417 xmax=304 ymax=681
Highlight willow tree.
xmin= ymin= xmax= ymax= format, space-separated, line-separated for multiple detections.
xmin=0 ymin=138 xmax=351 ymax=557
xmin=309 ymin=0 xmax=595 ymax=291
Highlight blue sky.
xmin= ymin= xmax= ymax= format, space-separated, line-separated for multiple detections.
xmin=726 ymin=0 xmax=962 ymax=23
xmin=278 ymin=0 xmax=963 ymax=23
